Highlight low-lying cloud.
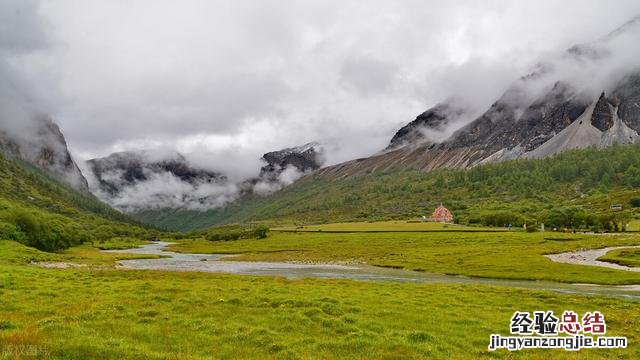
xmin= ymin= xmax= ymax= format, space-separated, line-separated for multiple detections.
xmin=80 ymin=146 xmax=320 ymax=211
xmin=3 ymin=1 xmax=640 ymax=211
xmin=410 ymin=16 xmax=640 ymax=144
xmin=27 ymin=1 xmax=640 ymax=164
xmin=89 ymin=170 xmax=240 ymax=212
xmin=0 ymin=0 xmax=48 ymax=137
xmin=253 ymin=165 xmax=306 ymax=196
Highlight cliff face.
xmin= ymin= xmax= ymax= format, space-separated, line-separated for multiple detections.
xmin=317 ymin=74 xmax=640 ymax=179
xmin=84 ymin=141 xmax=327 ymax=211
xmin=259 ymin=142 xmax=324 ymax=181
xmin=0 ymin=115 xmax=89 ymax=191
xmin=386 ymin=103 xmax=466 ymax=150
xmin=87 ymin=151 xmax=226 ymax=195
xmin=613 ymin=73 xmax=640 ymax=130
xmin=315 ymin=15 xmax=640 ymax=180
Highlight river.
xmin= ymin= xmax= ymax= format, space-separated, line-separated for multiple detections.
xmin=104 ymin=241 xmax=640 ymax=300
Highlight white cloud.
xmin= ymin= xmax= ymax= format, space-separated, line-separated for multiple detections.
xmin=253 ymin=165 xmax=306 ymax=195
xmin=4 ymin=0 xmax=640 ymax=181
xmin=91 ymin=169 xmax=240 ymax=212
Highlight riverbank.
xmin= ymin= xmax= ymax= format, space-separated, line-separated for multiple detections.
xmin=545 ymin=246 xmax=640 ymax=272
xmin=99 ymin=241 xmax=640 ymax=300
xmin=2 ymin=239 xmax=640 ymax=359
xmin=167 ymin=230 xmax=640 ymax=284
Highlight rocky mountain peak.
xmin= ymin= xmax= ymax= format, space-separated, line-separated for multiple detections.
xmin=603 ymin=14 xmax=640 ymax=41
xmin=87 ymin=150 xmax=226 ymax=197
xmin=259 ymin=142 xmax=324 ymax=181
xmin=386 ymin=102 xmax=466 ymax=150
xmin=591 ymin=92 xmax=616 ymax=131
xmin=613 ymin=73 xmax=640 ymax=128
xmin=316 ymin=14 xmax=640 ymax=181
xmin=0 ymin=115 xmax=89 ymax=191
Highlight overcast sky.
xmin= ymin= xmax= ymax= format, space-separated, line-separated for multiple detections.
xmin=4 ymin=0 xmax=640 ymax=178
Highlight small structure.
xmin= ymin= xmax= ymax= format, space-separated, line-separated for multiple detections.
xmin=610 ymin=204 xmax=622 ymax=211
xmin=430 ymin=204 xmax=453 ymax=223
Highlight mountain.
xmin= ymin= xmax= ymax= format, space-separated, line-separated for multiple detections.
xmin=128 ymin=16 xmax=640 ymax=230
xmin=525 ymin=91 xmax=639 ymax=158
xmin=0 ymin=151 xmax=151 ymax=251
xmin=259 ymin=142 xmax=325 ymax=181
xmin=87 ymin=151 xmax=227 ymax=196
xmin=316 ymin=17 xmax=640 ymax=179
xmin=317 ymin=81 xmax=636 ymax=179
xmin=128 ymin=142 xmax=325 ymax=230
xmin=85 ymin=141 xmax=325 ymax=214
xmin=386 ymin=102 xmax=467 ymax=150
xmin=74 ymin=16 xmax=640 ymax=230
xmin=85 ymin=150 xmax=230 ymax=212
xmin=133 ymin=143 xmax=640 ymax=230
xmin=0 ymin=115 xmax=89 ymax=191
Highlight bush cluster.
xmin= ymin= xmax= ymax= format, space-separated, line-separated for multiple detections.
xmin=201 ymin=225 xmax=269 ymax=242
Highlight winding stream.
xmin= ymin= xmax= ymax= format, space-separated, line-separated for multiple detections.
xmin=104 ymin=242 xmax=640 ymax=300
xmin=545 ymin=245 xmax=640 ymax=272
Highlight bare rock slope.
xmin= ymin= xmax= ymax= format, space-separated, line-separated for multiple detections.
xmin=0 ymin=115 xmax=89 ymax=191
xmin=316 ymin=16 xmax=640 ymax=179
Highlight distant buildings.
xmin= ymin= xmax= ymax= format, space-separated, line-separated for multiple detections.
xmin=430 ymin=204 xmax=453 ymax=223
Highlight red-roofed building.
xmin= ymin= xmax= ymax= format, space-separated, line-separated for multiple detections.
xmin=431 ymin=204 xmax=453 ymax=223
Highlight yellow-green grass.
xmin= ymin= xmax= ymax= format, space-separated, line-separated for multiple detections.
xmin=169 ymin=231 xmax=640 ymax=285
xmin=599 ymin=248 xmax=640 ymax=268
xmin=272 ymin=221 xmax=505 ymax=232
xmin=91 ymin=237 xmax=151 ymax=251
xmin=0 ymin=240 xmax=161 ymax=267
xmin=59 ymin=245 xmax=164 ymax=266
xmin=1 ymin=240 xmax=639 ymax=359
xmin=627 ymin=219 xmax=640 ymax=232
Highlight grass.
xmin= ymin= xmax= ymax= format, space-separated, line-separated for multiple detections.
xmin=0 ymin=153 xmax=156 ymax=252
xmin=1 ymin=240 xmax=640 ymax=359
xmin=59 ymin=245 xmax=164 ymax=266
xmin=626 ymin=219 xmax=640 ymax=232
xmin=4 ymin=144 xmax=640 ymax=357
xmin=0 ymin=240 xmax=161 ymax=268
xmin=169 ymin=230 xmax=640 ymax=285
xmin=598 ymin=248 xmax=640 ymax=268
xmin=90 ymin=237 xmax=150 ymax=251
xmin=272 ymin=221 xmax=505 ymax=232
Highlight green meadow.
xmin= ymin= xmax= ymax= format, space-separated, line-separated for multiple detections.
xmin=598 ymin=247 xmax=640 ymax=268
xmin=4 ymin=150 xmax=640 ymax=358
xmin=271 ymin=221 xmax=503 ymax=232
xmin=1 ymin=239 xmax=640 ymax=359
xmin=169 ymin=229 xmax=640 ymax=285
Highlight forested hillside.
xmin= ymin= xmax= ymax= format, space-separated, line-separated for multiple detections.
xmin=136 ymin=144 xmax=640 ymax=231
xmin=0 ymin=153 xmax=155 ymax=251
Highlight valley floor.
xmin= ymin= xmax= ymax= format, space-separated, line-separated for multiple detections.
xmin=2 ymin=228 xmax=640 ymax=359
xmin=170 ymin=228 xmax=640 ymax=285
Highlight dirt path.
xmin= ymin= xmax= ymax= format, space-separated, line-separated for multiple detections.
xmin=545 ymin=246 xmax=640 ymax=272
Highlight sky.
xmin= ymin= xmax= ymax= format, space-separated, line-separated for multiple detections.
xmin=3 ymin=0 xmax=640 ymax=180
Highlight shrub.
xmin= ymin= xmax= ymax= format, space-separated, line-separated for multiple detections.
xmin=0 ymin=221 xmax=26 ymax=242
xmin=480 ymin=212 xmax=524 ymax=227
xmin=253 ymin=226 xmax=269 ymax=239
xmin=203 ymin=224 xmax=269 ymax=241
xmin=10 ymin=210 xmax=41 ymax=239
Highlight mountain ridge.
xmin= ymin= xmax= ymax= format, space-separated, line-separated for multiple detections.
xmin=0 ymin=115 xmax=89 ymax=191
xmin=85 ymin=142 xmax=326 ymax=212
